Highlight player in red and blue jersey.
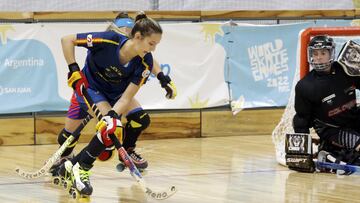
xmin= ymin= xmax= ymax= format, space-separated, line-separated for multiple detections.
xmin=53 ymin=12 xmax=176 ymax=196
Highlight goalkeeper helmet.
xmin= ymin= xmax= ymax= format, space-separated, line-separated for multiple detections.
xmin=308 ymin=35 xmax=335 ymax=72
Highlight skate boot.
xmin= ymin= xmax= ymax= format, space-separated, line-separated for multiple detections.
xmin=117 ymin=147 xmax=148 ymax=172
xmin=49 ymin=153 xmax=75 ymax=176
xmin=52 ymin=160 xmax=73 ymax=188
xmin=69 ymin=162 xmax=93 ymax=199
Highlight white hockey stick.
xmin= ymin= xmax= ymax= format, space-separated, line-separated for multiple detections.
xmin=15 ymin=115 xmax=92 ymax=179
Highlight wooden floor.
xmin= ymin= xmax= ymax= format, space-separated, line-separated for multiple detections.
xmin=0 ymin=135 xmax=358 ymax=203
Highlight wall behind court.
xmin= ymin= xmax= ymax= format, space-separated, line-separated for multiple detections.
xmin=0 ymin=19 xmax=357 ymax=114
xmin=0 ymin=0 xmax=356 ymax=11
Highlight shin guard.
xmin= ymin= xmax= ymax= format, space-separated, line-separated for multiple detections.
xmin=122 ymin=110 xmax=150 ymax=150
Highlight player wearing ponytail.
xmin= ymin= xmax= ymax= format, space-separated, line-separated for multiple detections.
xmin=50 ymin=11 xmax=175 ymax=197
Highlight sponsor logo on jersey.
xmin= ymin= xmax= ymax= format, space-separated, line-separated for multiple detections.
xmin=87 ymin=34 xmax=93 ymax=47
xmin=322 ymin=93 xmax=335 ymax=105
xmin=328 ymin=99 xmax=356 ymax=117
xmin=142 ymin=69 xmax=150 ymax=78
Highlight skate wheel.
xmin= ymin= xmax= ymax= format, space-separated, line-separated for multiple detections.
xmin=53 ymin=177 xmax=61 ymax=186
xmin=68 ymin=187 xmax=75 ymax=195
xmin=116 ymin=163 xmax=125 ymax=172
xmin=63 ymin=180 xmax=68 ymax=190
xmin=70 ymin=188 xmax=79 ymax=199
xmin=60 ymin=177 xmax=66 ymax=186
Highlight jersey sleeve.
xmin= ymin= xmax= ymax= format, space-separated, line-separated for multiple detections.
xmin=293 ymin=81 xmax=313 ymax=133
xmin=130 ymin=53 xmax=154 ymax=86
xmin=75 ymin=31 xmax=120 ymax=51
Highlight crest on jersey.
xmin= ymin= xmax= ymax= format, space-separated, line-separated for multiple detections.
xmin=142 ymin=69 xmax=150 ymax=78
xmin=87 ymin=34 xmax=93 ymax=47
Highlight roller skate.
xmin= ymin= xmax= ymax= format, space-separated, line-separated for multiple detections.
xmin=52 ymin=160 xmax=73 ymax=189
xmin=67 ymin=162 xmax=93 ymax=199
xmin=49 ymin=153 xmax=75 ymax=176
xmin=116 ymin=147 xmax=148 ymax=173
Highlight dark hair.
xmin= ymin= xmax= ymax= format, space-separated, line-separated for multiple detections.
xmin=115 ymin=12 xmax=130 ymax=20
xmin=130 ymin=11 xmax=162 ymax=38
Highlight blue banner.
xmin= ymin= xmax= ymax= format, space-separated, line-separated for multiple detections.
xmin=215 ymin=20 xmax=358 ymax=110
xmin=216 ymin=22 xmax=313 ymax=108
xmin=0 ymin=38 xmax=68 ymax=114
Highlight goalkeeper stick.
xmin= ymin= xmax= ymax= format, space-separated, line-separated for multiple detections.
xmin=15 ymin=114 xmax=93 ymax=179
xmin=81 ymin=87 xmax=177 ymax=200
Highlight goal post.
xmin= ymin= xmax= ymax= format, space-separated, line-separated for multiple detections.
xmin=299 ymin=27 xmax=360 ymax=78
xmin=272 ymin=26 xmax=360 ymax=166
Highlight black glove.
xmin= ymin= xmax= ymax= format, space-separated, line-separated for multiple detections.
xmin=157 ymin=72 xmax=177 ymax=99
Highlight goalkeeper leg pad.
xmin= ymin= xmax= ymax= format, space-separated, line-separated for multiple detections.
xmin=285 ymin=133 xmax=315 ymax=173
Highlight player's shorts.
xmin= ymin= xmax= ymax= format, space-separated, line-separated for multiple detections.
xmin=67 ymin=88 xmax=112 ymax=119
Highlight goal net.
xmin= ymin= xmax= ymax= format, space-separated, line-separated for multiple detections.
xmin=272 ymin=26 xmax=360 ymax=166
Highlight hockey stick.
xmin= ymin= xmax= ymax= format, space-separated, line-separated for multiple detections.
xmin=314 ymin=161 xmax=360 ymax=175
xmin=81 ymin=88 xmax=177 ymax=200
xmin=15 ymin=114 xmax=93 ymax=179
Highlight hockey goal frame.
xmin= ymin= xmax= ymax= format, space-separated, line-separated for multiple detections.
xmin=273 ymin=26 xmax=360 ymax=166
xmin=299 ymin=26 xmax=360 ymax=78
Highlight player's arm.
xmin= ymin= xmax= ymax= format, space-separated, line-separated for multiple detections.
xmin=287 ymin=83 xmax=316 ymax=173
xmin=151 ymin=60 xmax=162 ymax=76
xmin=112 ymin=83 xmax=140 ymax=115
xmin=293 ymin=83 xmax=313 ymax=133
xmin=61 ymin=34 xmax=88 ymax=96
xmin=95 ymin=83 xmax=139 ymax=144
xmin=61 ymin=34 xmax=77 ymax=65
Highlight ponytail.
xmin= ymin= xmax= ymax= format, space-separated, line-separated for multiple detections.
xmin=130 ymin=11 xmax=162 ymax=38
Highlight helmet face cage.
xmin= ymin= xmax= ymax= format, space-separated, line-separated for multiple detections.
xmin=307 ymin=35 xmax=336 ymax=72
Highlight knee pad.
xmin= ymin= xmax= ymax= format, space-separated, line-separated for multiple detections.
xmin=98 ymin=146 xmax=115 ymax=161
xmin=57 ymin=128 xmax=79 ymax=147
xmin=125 ymin=110 xmax=150 ymax=132
xmin=57 ymin=128 xmax=79 ymax=157
xmin=123 ymin=110 xmax=150 ymax=149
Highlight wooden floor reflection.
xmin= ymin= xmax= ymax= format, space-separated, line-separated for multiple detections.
xmin=0 ymin=135 xmax=359 ymax=203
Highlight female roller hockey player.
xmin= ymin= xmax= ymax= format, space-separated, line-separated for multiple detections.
xmin=50 ymin=12 xmax=176 ymax=179
xmin=53 ymin=12 xmax=174 ymax=197
xmin=292 ymin=35 xmax=360 ymax=172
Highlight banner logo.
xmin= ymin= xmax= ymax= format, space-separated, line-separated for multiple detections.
xmin=248 ymin=39 xmax=290 ymax=92
xmin=0 ymin=86 xmax=31 ymax=96
xmin=4 ymin=57 xmax=44 ymax=69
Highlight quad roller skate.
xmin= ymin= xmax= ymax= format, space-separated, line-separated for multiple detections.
xmin=52 ymin=161 xmax=93 ymax=200
xmin=49 ymin=153 xmax=75 ymax=176
xmin=66 ymin=162 xmax=93 ymax=199
xmin=52 ymin=160 xmax=73 ymax=189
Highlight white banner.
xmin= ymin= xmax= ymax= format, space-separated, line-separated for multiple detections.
xmin=0 ymin=22 xmax=229 ymax=113
xmin=137 ymin=23 xmax=229 ymax=109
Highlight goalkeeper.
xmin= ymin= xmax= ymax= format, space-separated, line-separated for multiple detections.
xmin=292 ymin=35 xmax=360 ymax=169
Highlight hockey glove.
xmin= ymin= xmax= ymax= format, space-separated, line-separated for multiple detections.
xmin=157 ymin=72 xmax=177 ymax=99
xmin=67 ymin=63 xmax=89 ymax=96
xmin=95 ymin=110 xmax=123 ymax=147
